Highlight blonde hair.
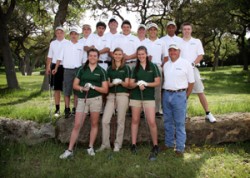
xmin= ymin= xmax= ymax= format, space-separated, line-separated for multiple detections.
xmin=112 ymin=47 xmax=125 ymax=70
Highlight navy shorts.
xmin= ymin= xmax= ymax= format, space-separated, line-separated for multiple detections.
xmin=50 ymin=64 xmax=64 ymax=91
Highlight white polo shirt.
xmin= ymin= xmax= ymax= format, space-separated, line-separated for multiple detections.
xmin=104 ymin=32 xmax=120 ymax=61
xmin=161 ymin=35 xmax=182 ymax=57
xmin=138 ymin=38 xmax=150 ymax=46
xmin=47 ymin=39 xmax=69 ymax=64
xmin=163 ymin=57 xmax=194 ymax=90
xmin=179 ymin=37 xmax=204 ymax=63
xmin=79 ymin=34 xmax=92 ymax=63
xmin=145 ymin=38 xmax=167 ymax=65
xmin=58 ymin=41 xmax=84 ymax=69
xmin=85 ymin=34 xmax=111 ymax=62
xmin=111 ymin=33 xmax=140 ymax=62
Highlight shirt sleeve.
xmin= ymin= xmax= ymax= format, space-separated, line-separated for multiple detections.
xmin=162 ymin=41 xmax=168 ymax=57
xmin=152 ymin=63 xmax=161 ymax=78
xmin=75 ymin=67 xmax=83 ymax=79
xmin=197 ymin=39 xmax=205 ymax=55
xmin=47 ymin=42 xmax=53 ymax=58
xmin=125 ymin=65 xmax=131 ymax=79
xmin=186 ymin=62 xmax=195 ymax=83
xmin=100 ymin=68 xmax=108 ymax=82
xmin=130 ymin=66 xmax=136 ymax=79
xmin=57 ymin=45 xmax=64 ymax=61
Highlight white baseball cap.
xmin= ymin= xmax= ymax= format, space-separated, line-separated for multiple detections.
xmin=168 ymin=43 xmax=180 ymax=50
xmin=55 ymin=26 xmax=64 ymax=31
xmin=147 ymin=23 xmax=158 ymax=30
xmin=167 ymin=21 xmax=176 ymax=27
xmin=69 ymin=27 xmax=79 ymax=34
xmin=137 ymin=24 xmax=146 ymax=30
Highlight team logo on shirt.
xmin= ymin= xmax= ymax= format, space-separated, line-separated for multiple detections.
xmin=94 ymin=73 xmax=100 ymax=76
xmin=190 ymin=43 xmax=196 ymax=45
xmin=176 ymin=68 xmax=182 ymax=70
xmin=119 ymin=70 xmax=125 ymax=73
xmin=156 ymin=43 xmax=161 ymax=46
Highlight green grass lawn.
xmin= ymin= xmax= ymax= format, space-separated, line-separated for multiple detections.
xmin=0 ymin=66 xmax=250 ymax=178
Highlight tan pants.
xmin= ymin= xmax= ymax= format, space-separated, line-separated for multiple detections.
xmin=155 ymin=65 xmax=162 ymax=113
xmin=101 ymin=93 xmax=129 ymax=149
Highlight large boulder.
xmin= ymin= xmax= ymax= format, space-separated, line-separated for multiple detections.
xmin=56 ymin=112 xmax=250 ymax=146
xmin=0 ymin=118 xmax=55 ymax=145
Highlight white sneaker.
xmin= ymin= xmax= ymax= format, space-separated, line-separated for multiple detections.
xmin=205 ymin=113 xmax=216 ymax=123
xmin=113 ymin=146 xmax=120 ymax=152
xmin=87 ymin=147 xmax=95 ymax=156
xmin=96 ymin=145 xmax=110 ymax=152
xmin=59 ymin=150 xmax=73 ymax=159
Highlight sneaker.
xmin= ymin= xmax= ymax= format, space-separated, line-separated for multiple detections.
xmin=113 ymin=146 xmax=120 ymax=152
xmin=72 ymin=107 xmax=76 ymax=116
xmin=96 ymin=145 xmax=110 ymax=152
xmin=205 ymin=113 xmax=216 ymax=123
xmin=151 ymin=145 xmax=159 ymax=155
xmin=64 ymin=108 xmax=71 ymax=119
xmin=87 ymin=147 xmax=95 ymax=156
xmin=155 ymin=112 xmax=163 ymax=118
xmin=130 ymin=144 xmax=137 ymax=154
xmin=175 ymin=150 xmax=184 ymax=157
xmin=59 ymin=150 xmax=73 ymax=159
xmin=54 ymin=110 xmax=60 ymax=117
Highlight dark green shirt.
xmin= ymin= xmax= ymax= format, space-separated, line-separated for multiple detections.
xmin=76 ymin=65 xmax=108 ymax=98
xmin=107 ymin=65 xmax=131 ymax=93
xmin=130 ymin=62 xmax=160 ymax=100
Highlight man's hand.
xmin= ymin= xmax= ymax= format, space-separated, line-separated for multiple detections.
xmin=52 ymin=68 xmax=57 ymax=75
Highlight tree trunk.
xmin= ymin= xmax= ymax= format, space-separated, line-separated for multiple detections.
xmin=241 ymin=32 xmax=248 ymax=71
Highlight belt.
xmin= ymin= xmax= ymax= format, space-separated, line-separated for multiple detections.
xmin=126 ymin=61 xmax=136 ymax=64
xmin=98 ymin=61 xmax=109 ymax=64
xmin=165 ymin=89 xmax=186 ymax=92
xmin=65 ymin=67 xmax=79 ymax=70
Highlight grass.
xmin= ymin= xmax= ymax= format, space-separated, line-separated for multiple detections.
xmin=0 ymin=140 xmax=249 ymax=178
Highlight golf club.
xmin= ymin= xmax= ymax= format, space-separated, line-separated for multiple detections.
xmin=140 ymin=90 xmax=157 ymax=161
xmin=48 ymin=73 xmax=53 ymax=123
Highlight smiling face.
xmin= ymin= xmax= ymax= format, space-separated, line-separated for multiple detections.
xmin=88 ymin=51 xmax=99 ymax=65
xmin=113 ymin=50 xmax=123 ymax=63
xmin=182 ymin=25 xmax=192 ymax=38
xmin=137 ymin=48 xmax=147 ymax=63
xmin=82 ymin=26 xmax=91 ymax=38
xmin=109 ymin=21 xmax=118 ymax=31
xmin=96 ymin=26 xmax=106 ymax=36
xmin=137 ymin=27 xmax=146 ymax=39
xmin=148 ymin=27 xmax=158 ymax=39
xmin=166 ymin=24 xmax=176 ymax=37
xmin=55 ymin=30 xmax=64 ymax=40
xmin=70 ymin=32 xmax=79 ymax=41
xmin=168 ymin=48 xmax=180 ymax=61
xmin=122 ymin=24 xmax=131 ymax=36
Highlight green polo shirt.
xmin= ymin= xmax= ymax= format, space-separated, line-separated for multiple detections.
xmin=130 ymin=62 xmax=160 ymax=100
xmin=76 ymin=65 xmax=108 ymax=98
xmin=107 ymin=65 xmax=131 ymax=93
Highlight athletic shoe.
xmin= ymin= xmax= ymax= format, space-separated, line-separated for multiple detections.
xmin=155 ymin=112 xmax=163 ymax=118
xmin=87 ymin=147 xmax=95 ymax=156
xmin=151 ymin=145 xmax=159 ymax=155
xmin=59 ymin=150 xmax=73 ymax=159
xmin=175 ymin=151 xmax=184 ymax=157
xmin=64 ymin=108 xmax=71 ymax=119
xmin=96 ymin=145 xmax=110 ymax=152
xmin=113 ymin=146 xmax=120 ymax=152
xmin=72 ymin=107 xmax=76 ymax=116
xmin=205 ymin=113 xmax=216 ymax=123
xmin=54 ymin=110 xmax=60 ymax=117
xmin=130 ymin=144 xmax=137 ymax=154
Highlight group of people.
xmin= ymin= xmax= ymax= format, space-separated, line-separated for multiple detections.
xmin=46 ymin=17 xmax=217 ymax=159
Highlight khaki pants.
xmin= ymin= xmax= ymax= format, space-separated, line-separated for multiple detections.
xmin=155 ymin=65 xmax=162 ymax=113
xmin=101 ymin=93 xmax=129 ymax=148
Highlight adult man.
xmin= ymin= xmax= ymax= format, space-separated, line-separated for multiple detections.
xmin=137 ymin=24 xmax=149 ymax=46
xmin=162 ymin=43 xmax=194 ymax=155
xmin=146 ymin=23 xmax=168 ymax=117
xmin=180 ymin=22 xmax=216 ymax=123
xmin=84 ymin=21 xmax=111 ymax=70
xmin=79 ymin=24 xmax=92 ymax=64
xmin=46 ymin=26 xmax=68 ymax=117
xmin=52 ymin=27 xmax=84 ymax=118
xmin=161 ymin=21 xmax=182 ymax=63
xmin=111 ymin=20 xmax=140 ymax=68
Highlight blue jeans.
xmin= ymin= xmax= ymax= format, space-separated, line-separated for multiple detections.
xmin=162 ymin=90 xmax=187 ymax=152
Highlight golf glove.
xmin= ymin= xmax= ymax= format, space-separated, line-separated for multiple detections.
xmin=137 ymin=80 xmax=148 ymax=86
xmin=84 ymin=83 xmax=92 ymax=89
xmin=112 ymin=78 xmax=122 ymax=85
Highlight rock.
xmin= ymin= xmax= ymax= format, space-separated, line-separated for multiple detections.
xmin=0 ymin=118 xmax=55 ymax=145
xmin=55 ymin=112 xmax=250 ymax=146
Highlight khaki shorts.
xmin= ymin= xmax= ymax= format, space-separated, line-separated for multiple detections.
xmin=76 ymin=96 xmax=102 ymax=113
xmin=192 ymin=67 xmax=204 ymax=93
xmin=129 ymin=99 xmax=155 ymax=108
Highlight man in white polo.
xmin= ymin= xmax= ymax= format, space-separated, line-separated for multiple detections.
xmin=161 ymin=21 xmax=182 ymax=63
xmin=145 ymin=23 xmax=168 ymax=117
xmin=46 ymin=26 xmax=69 ymax=117
xmin=137 ymin=24 xmax=149 ymax=46
xmin=162 ymin=43 xmax=194 ymax=155
xmin=179 ymin=22 xmax=216 ymax=123
xmin=111 ymin=20 xmax=140 ymax=68
xmin=52 ymin=27 xmax=84 ymax=118
xmin=84 ymin=21 xmax=111 ymax=70
xmin=79 ymin=24 xmax=92 ymax=65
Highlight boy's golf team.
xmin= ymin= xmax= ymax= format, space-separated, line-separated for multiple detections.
xmin=46 ymin=18 xmax=217 ymax=159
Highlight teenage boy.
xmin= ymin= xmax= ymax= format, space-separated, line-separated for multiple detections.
xmin=137 ymin=24 xmax=149 ymax=46
xmin=46 ymin=26 xmax=68 ymax=117
xmin=79 ymin=24 xmax=92 ymax=64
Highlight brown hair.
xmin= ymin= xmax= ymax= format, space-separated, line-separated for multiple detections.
xmin=181 ymin=22 xmax=193 ymax=30
xmin=111 ymin=47 xmax=125 ymax=70
xmin=135 ymin=46 xmax=150 ymax=72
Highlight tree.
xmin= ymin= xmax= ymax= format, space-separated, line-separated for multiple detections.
xmin=0 ymin=0 xmax=19 ymax=89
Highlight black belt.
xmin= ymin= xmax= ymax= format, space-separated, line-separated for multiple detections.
xmin=165 ymin=89 xmax=186 ymax=92
xmin=98 ymin=61 xmax=110 ymax=64
xmin=65 ymin=68 xmax=79 ymax=70
xmin=126 ymin=61 xmax=136 ymax=64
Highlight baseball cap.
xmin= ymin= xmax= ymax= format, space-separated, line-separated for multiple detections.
xmin=147 ymin=23 xmax=158 ymax=30
xmin=168 ymin=43 xmax=180 ymax=50
xmin=69 ymin=27 xmax=79 ymax=34
xmin=137 ymin=24 xmax=146 ymax=30
xmin=55 ymin=26 xmax=64 ymax=31
xmin=82 ymin=24 xmax=91 ymax=29
xmin=108 ymin=17 xmax=117 ymax=24
xmin=167 ymin=21 xmax=176 ymax=27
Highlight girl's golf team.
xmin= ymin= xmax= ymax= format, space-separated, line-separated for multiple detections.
xmin=46 ymin=19 xmax=216 ymax=159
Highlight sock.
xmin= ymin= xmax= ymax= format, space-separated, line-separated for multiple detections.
xmin=206 ymin=111 xmax=210 ymax=115
xmin=56 ymin=105 xmax=59 ymax=111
